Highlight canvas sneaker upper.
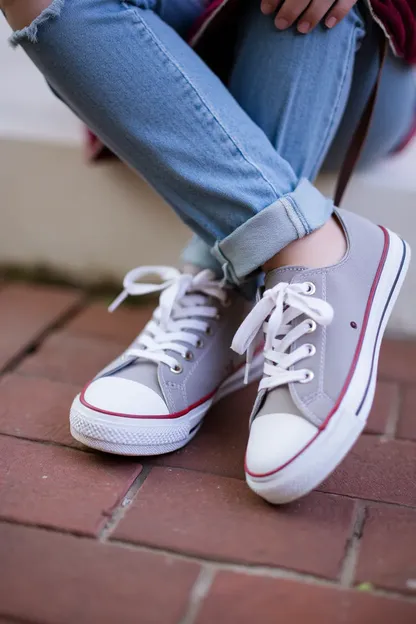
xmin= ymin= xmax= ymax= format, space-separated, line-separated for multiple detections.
xmin=70 ymin=265 xmax=262 ymax=455
xmin=231 ymin=209 xmax=410 ymax=503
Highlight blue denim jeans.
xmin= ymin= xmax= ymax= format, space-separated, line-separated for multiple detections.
xmin=8 ymin=0 xmax=416 ymax=284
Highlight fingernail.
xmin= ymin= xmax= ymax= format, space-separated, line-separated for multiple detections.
xmin=297 ymin=21 xmax=310 ymax=33
xmin=275 ymin=18 xmax=289 ymax=29
xmin=261 ymin=2 xmax=275 ymax=14
xmin=326 ymin=16 xmax=337 ymax=28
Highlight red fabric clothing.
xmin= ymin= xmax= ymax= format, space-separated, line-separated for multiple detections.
xmin=368 ymin=0 xmax=416 ymax=64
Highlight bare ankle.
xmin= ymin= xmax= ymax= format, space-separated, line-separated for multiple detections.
xmin=263 ymin=215 xmax=347 ymax=273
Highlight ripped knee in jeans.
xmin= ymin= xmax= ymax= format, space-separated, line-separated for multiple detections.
xmin=5 ymin=0 xmax=64 ymax=46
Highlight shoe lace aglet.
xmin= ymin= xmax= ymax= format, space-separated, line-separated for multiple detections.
xmin=108 ymin=290 xmax=128 ymax=313
xmin=243 ymin=343 xmax=255 ymax=385
xmin=244 ymin=362 xmax=250 ymax=385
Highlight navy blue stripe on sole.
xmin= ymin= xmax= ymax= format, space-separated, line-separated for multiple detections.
xmin=357 ymin=238 xmax=407 ymax=416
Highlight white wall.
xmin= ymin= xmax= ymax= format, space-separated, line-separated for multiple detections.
xmin=0 ymin=14 xmax=82 ymax=145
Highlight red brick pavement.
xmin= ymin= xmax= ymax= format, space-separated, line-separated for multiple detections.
xmin=1 ymin=283 xmax=415 ymax=623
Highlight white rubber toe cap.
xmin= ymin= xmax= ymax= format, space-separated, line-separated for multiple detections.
xmin=82 ymin=377 xmax=169 ymax=416
xmin=245 ymin=413 xmax=318 ymax=477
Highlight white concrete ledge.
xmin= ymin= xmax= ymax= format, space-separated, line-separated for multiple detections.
xmin=1 ymin=137 xmax=416 ymax=336
xmin=0 ymin=139 xmax=190 ymax=283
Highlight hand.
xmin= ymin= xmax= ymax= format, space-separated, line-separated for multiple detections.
xmin=261 ymin=0 xmax=358 ymax=34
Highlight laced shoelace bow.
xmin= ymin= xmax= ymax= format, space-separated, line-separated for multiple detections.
xmin=108 ymin=266 xmax=228 ymax=371
xmin=231 ymin=282 xmax=334 ymax=388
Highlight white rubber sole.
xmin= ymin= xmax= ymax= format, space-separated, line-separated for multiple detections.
xmin=70 ymin=352 xmax=263 ymax=456
xmin=246 ymin=230 xmax=410 ymax=505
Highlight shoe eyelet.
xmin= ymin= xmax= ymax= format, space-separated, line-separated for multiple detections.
xmin=304 ymin=282 xmax=316 ymax=295
xmin=306 ymin=319 xmax=317 ymax=333
xmin=184 ymin=351 xmax=193 ymax=361
xmin=222 ymin=296 xmax=232 ymax=308
xmin=306 ymin=344 xmax=316 ymax=356
xmin=170 ymin=364 xmax=183 ymax=374
xmin=196 ymin=338 xmax=204 ymax=349
xmin=300 ymin=370 xmax=314 ymax=384
xmin=205 ymin=326 xmax=213 ymax=336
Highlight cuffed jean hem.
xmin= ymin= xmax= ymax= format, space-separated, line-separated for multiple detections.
xmin=212 ymin=178 xmax=334 ymax=285
xmin=180 ymin=236 xmax=223 ymax=276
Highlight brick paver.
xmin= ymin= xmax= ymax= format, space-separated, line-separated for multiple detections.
xmin=397 ymin=386 xmax=416 ymax=442
xmin=156 ymin=383 xmax=257 ymax=479
xmin=0 ymin=283 xmax=82 ymax=371
xmin=0 ymin=281 xmax=415 ymax=623
xmin=195 ymin=572 xmax=416 ymax=624
xmin=66 ymin=301 xmax=152 ymax=342
xmin=0 ymin=374 xmax=82 ymax=448
xmin=114 ymin=467 xmax=355 ymax=579
xmin=356 ymin=505 xmax=416 ymax=593
xmin=17 ymin=331 xmax=124 ymax=385
xmin=0 ymin=435 xmax=142 ymax=535
xmin=0 ymin=522 xmax=199 ymax=624
xmin=320 ymin=435 xmax=416 ymax=506
xmin=365 ymin=381 xmax=398 ymax=435
xmin=379 ymin=339 xmax=416 ymax=383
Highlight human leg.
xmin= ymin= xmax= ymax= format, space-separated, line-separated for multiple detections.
xmin=3 ymin=0 xmax=279 ymax=452
xmin=4 ymin=0 xmax=332 ymax=287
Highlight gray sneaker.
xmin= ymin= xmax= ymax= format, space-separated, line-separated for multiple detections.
xmin=70 ymin=266 xmax=263 ymax=455
xmin=232 ymin=210 xmax=410 ymax=504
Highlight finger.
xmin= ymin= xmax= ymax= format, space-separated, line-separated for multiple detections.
xmin=325 ymin=0 xmax=357 ymax=29
xmin=297 ymin=0 xmax=334 ymax=32
xmin=274 ymin=0 xmax=310 ymax=29
xmin=260 ymin=0 xmax=279 ymax=15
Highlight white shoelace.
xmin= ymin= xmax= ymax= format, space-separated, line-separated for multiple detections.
xmin=232 ymin=282 xmax=334 ymax=389
xmin=108 ymin=266 xmax=228 ymax=371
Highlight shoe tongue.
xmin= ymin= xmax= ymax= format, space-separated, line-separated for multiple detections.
xmin=264 ymin=266 xmax=307 ymax=290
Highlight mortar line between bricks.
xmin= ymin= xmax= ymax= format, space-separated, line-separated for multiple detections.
xmin=0 ymin=431 xmax=98 ymax=455
xmin=1 ymin=430 xmax=415 ymax=511
xmin=2 ymin=517 xmax=416 ymax=604
xmin=0 ymin=516 xmax=96 ymax=539
xmin=178 ymin=566 xmax=216 ymax=624
xmin=317 ymin=489 xmax=416 ymax=510
xmin=3 ymin=431 xmax=415 ymax=510
xmin=339 ymin=500 xmax=367 ymax=587
xmin=148 ymin=463 xmax=416 ymax=510
xmin=384 ymin=383 xmax=402 ymax=440
xmin=98 ymin=464 xmax=153 ymax=542
xmin=0 ymin=612 xmax=40 ymax=624
xmin=0 ymin=293 xmax=89 ymax=376
xmin=109 ymin=539 xmax=416 ymax=603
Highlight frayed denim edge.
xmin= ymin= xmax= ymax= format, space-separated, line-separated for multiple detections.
xmin=9 ymin=0 xmax=65 ymax=47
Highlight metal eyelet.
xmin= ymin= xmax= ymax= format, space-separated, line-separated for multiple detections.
xmin=205 ymin=326 xmax=213 ymax=336
xmin=184 ymin=351 xmax=193 ymax=361
xmin=306 ymin=319 xmax=317 ymax=333
xmin=300 ymin=370 xmax=314 ymax=383
xmin=306 ymin=344 xmax=316 ymax=356
xmin=196 ymin=338 xmax=204 ymax=349
xmin=304 ymin=282 xmax=316 ymax=295
xmin=170 ymin=364 xmax=183 ymax=374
